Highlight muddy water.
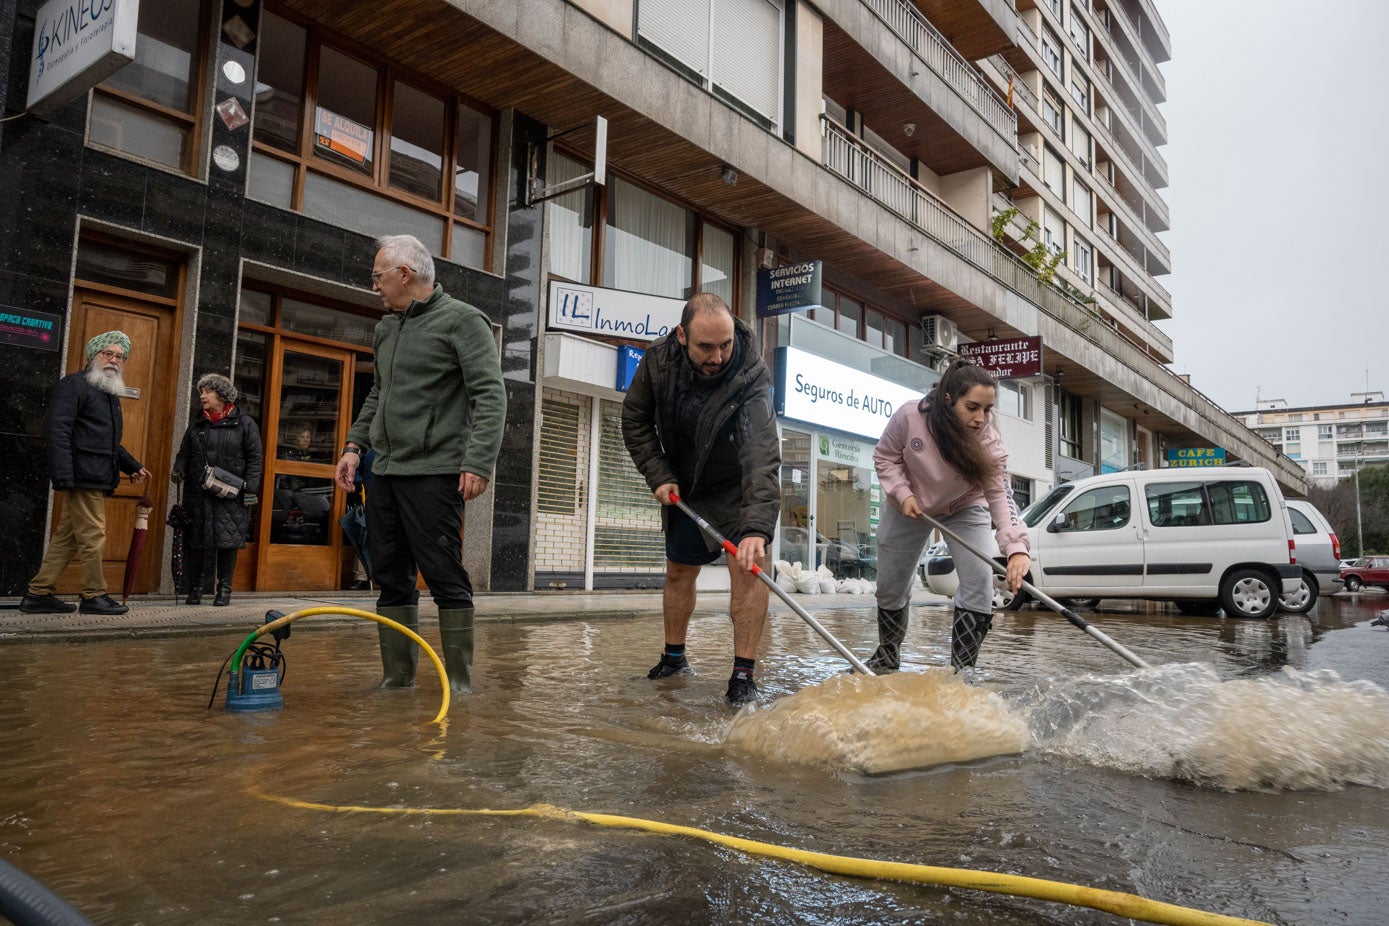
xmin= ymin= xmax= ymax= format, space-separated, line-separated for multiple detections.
xmin=2 ymin=595 xmax=1389 ymax=924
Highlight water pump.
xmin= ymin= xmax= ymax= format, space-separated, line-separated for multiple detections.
xmin=225 ymin=610 xmax=291 ymax=712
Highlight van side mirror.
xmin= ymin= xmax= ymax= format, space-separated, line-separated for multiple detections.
xmin=1047 ymin=512 xmax=1068 ymax=533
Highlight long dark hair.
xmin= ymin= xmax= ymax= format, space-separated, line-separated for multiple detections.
xmin=918 ymin=360 xmax=1000 ymax=488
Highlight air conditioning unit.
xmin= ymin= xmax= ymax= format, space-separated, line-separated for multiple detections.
xmin=920 ymin=315 xmax=958 ymax=352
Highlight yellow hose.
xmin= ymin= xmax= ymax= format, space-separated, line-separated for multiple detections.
xmin=253 ymin=790 xmax=1270 ymax=926
xmin=244 ymin=607 xmax=450 ymax=725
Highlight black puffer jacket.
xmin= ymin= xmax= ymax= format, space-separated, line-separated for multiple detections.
xmin=621 ymin=315 xmax=780 ymax=548
xmin=44 ymin=372 xmax=142 ymax=492
xmin=173 ymin=406 xmax=264 ymax=550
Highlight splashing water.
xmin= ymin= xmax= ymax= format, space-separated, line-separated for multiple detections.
xmin=1028 ymin=663 xmax=1389 ymax=792
xmin=725 ymin=669 xmax=1029 ymax=775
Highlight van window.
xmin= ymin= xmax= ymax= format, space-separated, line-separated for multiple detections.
xmin=1207 ymin=481 xmax=1271 ymax=524
xmin=1146 ymin=483 xmax=1209 ymax=527
xmin=1057 ymin=485 xmax=1131 ymax=531
xmin=1288 ymin=508 xmax=1316 ymax=535
xmin=1023 ymin=484 xmax=1075 ymax=527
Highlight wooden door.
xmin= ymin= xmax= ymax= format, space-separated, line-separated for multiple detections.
xmin=53 ymin=289 xmax=177 ymax=595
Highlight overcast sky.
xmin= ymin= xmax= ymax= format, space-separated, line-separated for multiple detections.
xmin=1159 ymin=0 xmax=1389 ymax=412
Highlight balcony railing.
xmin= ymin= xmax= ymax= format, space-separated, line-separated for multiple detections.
xmin=862 ymin=0 xmax=1016 ymax=144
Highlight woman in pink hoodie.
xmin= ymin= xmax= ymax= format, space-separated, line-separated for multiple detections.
xmin=870 ymin=360 xmax=1031 ymax=671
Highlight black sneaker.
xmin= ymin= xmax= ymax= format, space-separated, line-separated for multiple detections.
xmin=19 ymin=593 xmax=76 ymax=614
xmin=647 ymin=653 xmax=691 ymax=679
xmin=78 ymin=594 xmax=129 ymax=616
xmin=726 ymin=673 xmax=758 ymax=704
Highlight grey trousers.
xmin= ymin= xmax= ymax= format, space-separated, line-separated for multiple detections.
xmin=874 ymin=502 xmax=995 ymax=614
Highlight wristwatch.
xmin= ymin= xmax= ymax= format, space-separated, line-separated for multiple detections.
xmin=341 ymin=446 xmax=361 ymax=456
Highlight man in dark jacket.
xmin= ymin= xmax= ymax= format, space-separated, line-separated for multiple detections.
xmin=622 ymin=293 xmax=781 ymax=703
xmin=21 ymin=331 xmax=150 ymax=615
xmin=335 ymin=234 xmax=506 ymax=695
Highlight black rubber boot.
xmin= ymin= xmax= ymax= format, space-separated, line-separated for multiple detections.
xmin=950 ymin=608 xmax=994 ymax=671
xmin=647 ymin=652 xmax=691 ymax=678
xmin=866 ymin=605 xmax=909 ymax=671
xmin=437 ymin=607 xmax=475 ymax=694
xmin=184 ymin=548 xmax=203 ymax=605
xmin=212 ymin=549 xmax=236 ymax=607
xmin=376 ymin=605 xmax=420 ymax=689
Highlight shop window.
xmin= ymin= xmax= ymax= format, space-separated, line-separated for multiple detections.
xmin=249 ymin=6 xmax=497 ymax=266
xmin=90 ymin=0 xmax=209 ymax=173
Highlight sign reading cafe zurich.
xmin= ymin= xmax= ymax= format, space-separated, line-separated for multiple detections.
xmin=28 ymin=0 xmax=138 ymax=112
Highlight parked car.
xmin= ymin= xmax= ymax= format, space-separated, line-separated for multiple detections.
xmin=921 ymin=537 xmax=1025 ymax=608
xmin=1280 ymin=499 xmax=1343 ymax=612
xmin=1340 ymin=556 xmax=1389 ymax=593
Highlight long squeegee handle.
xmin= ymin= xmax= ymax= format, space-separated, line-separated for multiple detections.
xmin=914 ymin=510 xmax=1152 ymax=670
xmin=670 ymin=494 xmax=875 ymax=676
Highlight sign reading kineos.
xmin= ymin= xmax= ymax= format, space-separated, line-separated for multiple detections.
xmin=27 ymin=0 xmax=139 ymax=113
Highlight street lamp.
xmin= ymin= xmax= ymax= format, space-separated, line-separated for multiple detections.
xmin=1354 ymin=449 xmax=1364 ymax=557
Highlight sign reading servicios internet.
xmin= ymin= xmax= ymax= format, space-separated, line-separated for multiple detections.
xmin=775 ymin=346 xmax=923 ymax=441
xmin=28 ymin=0 xmax=139 ymax=113
xmin=547 ymin=281 xmax=684 ymax=344
xmin=1165 ymin=447 xmax=1226 ymax=467
xmin=756 ymin=261 xmax=825 ymax=318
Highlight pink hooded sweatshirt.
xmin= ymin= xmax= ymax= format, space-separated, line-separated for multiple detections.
xmin=873 ymin=400 xmax=1030 ymax=558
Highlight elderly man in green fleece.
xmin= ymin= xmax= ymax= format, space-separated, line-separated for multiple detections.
xmin=335 ymin=235 xmax=506 ymax=694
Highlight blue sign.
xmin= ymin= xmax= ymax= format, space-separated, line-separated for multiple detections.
xmin=1166 ymin=447 xmax=1226 ymax=467
xmin=615 ymin=345 xmax=644 ymax=392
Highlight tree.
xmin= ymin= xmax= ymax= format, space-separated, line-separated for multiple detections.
xmin=1308 ymin=463 xmax=1389 ymax=557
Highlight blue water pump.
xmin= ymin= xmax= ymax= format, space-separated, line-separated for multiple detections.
xmin=225 ymin=610 xmax=291 ymax=712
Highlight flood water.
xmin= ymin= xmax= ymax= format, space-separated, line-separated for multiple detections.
xmin=3 ymin=593 xmax=1389 ymax=925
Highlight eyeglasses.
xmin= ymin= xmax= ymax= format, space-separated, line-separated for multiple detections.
xmin=97 ymin=349 xmax=127 ymax=363
xmin=370 ymin=267 xmax=404 ymax=285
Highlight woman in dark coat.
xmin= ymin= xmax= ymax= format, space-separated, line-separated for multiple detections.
xmin=172 ymin=373 xmax=263 ymax=606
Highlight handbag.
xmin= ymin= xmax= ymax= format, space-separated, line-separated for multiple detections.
xmin=201 ymin=464 xmax=244 ymax=499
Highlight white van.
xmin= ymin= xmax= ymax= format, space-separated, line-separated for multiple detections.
xmin=1014 ymin=466 xmax=1300 ymax=619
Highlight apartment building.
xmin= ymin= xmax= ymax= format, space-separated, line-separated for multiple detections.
xmin=1237 ymin=393 xmax=1389 ymax=487
xmin=0 ymin=0 xmax=1306 ymax=596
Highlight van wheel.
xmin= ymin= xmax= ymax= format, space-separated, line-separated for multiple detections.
xmin=1344 ymin=575 xmax=1363 ymax=592
xmin=1220 ymin=569 xmax=1279 ymax=620
xmin=992 ymin=574 xmax=1030 ymax=610
xmin=1278 ymin=573 xmax=1318 ymax=614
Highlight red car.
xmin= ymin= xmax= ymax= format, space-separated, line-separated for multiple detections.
xmin=1340 ymin=556 xmax=1389 ymax=592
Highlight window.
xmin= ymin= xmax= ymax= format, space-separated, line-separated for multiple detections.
xmin=1313 ymin=461 xmax=1329 ymax=476
xmin=637 ymin=0 xmax=784 ymax=129
xmin=1284 ymin=427 xmax=1300 ymax=442
xmin=997 ymin=380 xmax=1032 ymax=420
xmin=546 ymin=153 xmax=596 ymax=284
xmin=1043 ymin=145 xmax=1066 ymax=196
xmin=1056 ymin=485 xmax=1131 ymax=532
xmin=1057 ymin=389 xmax=1083 ymax=458
xmin=249 ymin=8 xmax=497 ymax=266
xmin=1069 ymin=7 xmax=1090 ymax=58
xmin=1206 ymin=481 xmax=1272 ymax=524
xmin=1070 ymin=73 xmax=1090 ymax=114
xmin=1042 ymin=27 xmax=1064 ymax=77
xmin=1070 ymin=124 xmax=1091 ymax=167
xmin=606 ymin=176 xmax=695 ymax=299
xmin=90 ymin=0 xmax=208 ymax=172
xmin=1072 ymin=236 xmax=1092 ymax=282
xmin=1044 ymin=0 xmax=1062 ymax=17
xmin=1011 ymin=474 xmax=1033 ymax=510
xmin=1146 ymin=481 xmax=1271 ymax=527
xmin=1043 ymin=209 xmax=1065 ymax=254
xmin=1289 ymin=508 xmax=1316 ymax=534
xmin=1042 ymin=93 xmax=1064 ymax=138
xmin=807 ymin=288 xmax=908 ymax=356
xmin=1318 ymin=425 xmax=1334 ymax=440
xmin=1024 ymin=484 xmax=1075 ymax=527
xmin=1073 ymin=180 xmax=1093 ymax=227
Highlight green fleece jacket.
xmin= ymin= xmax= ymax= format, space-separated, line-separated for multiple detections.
xmin=346 ymin=285 xmax=506 ymax=479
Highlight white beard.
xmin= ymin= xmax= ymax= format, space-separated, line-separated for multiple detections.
xmin=86 ymin=366 xmax=126 ymax=396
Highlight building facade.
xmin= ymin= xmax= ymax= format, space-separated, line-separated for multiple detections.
xmin=0 ymin=0 xmax=1307 ymax=598
xmin=1237 ymin=393 xmax=1389 ymax=487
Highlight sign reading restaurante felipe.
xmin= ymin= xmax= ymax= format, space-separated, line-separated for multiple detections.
xmin=1165 ymin=447 xmax=1227 ymax=467
xmin=27 ymin=0 xmax=138 ymax=113
xmin=775 ymin=346 xmax=923 ymax=441
xmin=547 ymin=280 xmax=685 ymax=344
xmin=755 ymin=261 xmax=826 ymax=318
xmin=958 ymin=335 xmax=1043 ymax=379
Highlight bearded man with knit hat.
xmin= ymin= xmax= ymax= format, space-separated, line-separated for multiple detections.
xmin=20 ymin=331 xmax=151 ymax=615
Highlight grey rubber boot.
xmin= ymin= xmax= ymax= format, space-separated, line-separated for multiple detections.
xmin=376 ymin=604 xmax=420 ymax=689
xmin=950 ymin=608 xmax=994 ymax=672
xmin=866 ymin=605 xmax=909 ymax=671
xmin=437 ymin=607 xmax=475 ymax=694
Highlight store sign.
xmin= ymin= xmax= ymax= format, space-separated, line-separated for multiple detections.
xmin=27 ymin=0 xmax=138 ymax=113
xmin=547 ymin=280 xmax=684 ymax=343
xmin=776 ymin=346 xmax=922 ymax=441
xmin=615 ymin=344 xmax=644 ymax=392
xmin=1165 ymin=447 xmax=1226 ymax=467
xmin=755 ymin=261 xmax=825 ymax=318
xmin=0 ymin=305 xmax=62 ymax=351
xmin=816 ymin=433 xmax=874 ymax=469
xmin=958 ymin=336 xmax=1042 ymax=379
xmin=314 ymin=107 xmax=372 ymax=165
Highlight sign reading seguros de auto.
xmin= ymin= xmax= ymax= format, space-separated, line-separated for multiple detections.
xmin=27 ymin=0 xmax=139 ymax=113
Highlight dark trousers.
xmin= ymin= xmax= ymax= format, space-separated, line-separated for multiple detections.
xmin=367 ymin=473 xmax=474 ymax=609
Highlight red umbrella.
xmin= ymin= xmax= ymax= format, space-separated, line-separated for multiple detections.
xmin=122 ymin=496 xmax=155 ymax=605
